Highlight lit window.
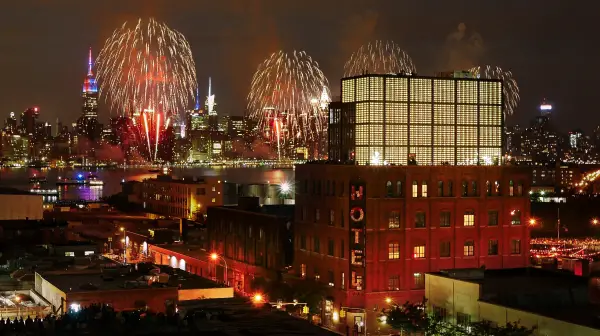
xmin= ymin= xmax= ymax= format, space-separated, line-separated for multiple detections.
xmin=388 ymin=211 xmax=400 ymax=229
xmin=341 ymin=272 xmax=345 ymax=289
xmin=65 ymin=252 xmax=75 ymax=257
xmin=301 ymin=264 xmax=306 ymax=278
xmin=509 ymin=180 xmax=514 ymax=196
xmin=463 ymin=241 xmax=474 ymax=256
xmin=413 ymin=245 xmax=425 ymax=259
xmin=463 ymin=211 xmax=475 ymax=227
xmin=412 ymin=181 xmax=418 ymax=197
xmin=511 ymin=210 xmax=521 ymax=225
xmin=421 ymin=181 xmax=428 ymax=197
xmin=211 ymin=198 xmax=216 ymax=203
xmin=388 ymin=242 xmax=400 ymax=259
xmin=84 ymin=251 xmax=94 ymax=256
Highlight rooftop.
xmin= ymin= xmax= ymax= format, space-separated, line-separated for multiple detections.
xmin=0 ymin=187 xmax=36 ymax=196
xmin=40 ymin=264 xmax=224 ymax=293
xmin=145 ymin=175 xmax=218 ymax=185
xmin=217 ymin=204 xmax=294 ymax=218
xmin=429 ymin=267 xmax=600 ymax=329
xmin=178 ymin=297 xmax=339 ymax=335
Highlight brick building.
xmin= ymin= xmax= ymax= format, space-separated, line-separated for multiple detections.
xmin=141 ymin=175 xmax=224 ymax=220
xmin=293 ymin=163 xmax=531 ymax=331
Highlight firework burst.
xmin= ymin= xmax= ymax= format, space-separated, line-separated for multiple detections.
xmin=470 ymin=65 xmax=520 ymax=116
xmin=247 ymin=50 xmax=330 ymax=159
xmin=96 ymin=18 xmax=197 ymax=161
xmin=344 ymin=40 xmax=416 ymax=77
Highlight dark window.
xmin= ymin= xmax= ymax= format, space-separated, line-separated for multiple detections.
xmin=488 ymin=240 xmax=498 ymax=255
xmin=340 ymin=209 xmax=345 ymax=228
xmin=509 ymin=180 xmax=514 ymax=196
xmin=511 ymin=239 xmax=521 ymax=254
xmin=304 ymin=180 xmax=308 ymax=194
xmin=511 ymin=210 xmax=521 ymax=225
xmin=196 ymin=188 xmax=206 ymax=195
xmin=486 ymin=181 xmax=491 ymax=196
xmin=471 ymin=181 xmax=478 ymax=196
xmin=328 ymin=239 xmax=334 ymax=256
xmin=433 ymin=306 xmax=448 ymax=320
xmin=440 ymin=241 xmax=451 ymax=257
xmin=328 ymin=270 xmax=335 ymax=285
xmin=332 ymin=181 xmax=336 ymax=196
xmin=413 ymin=273 xmax=425 ymax=289
xmin=326 ymin=181 xmax=330 ymax=195
xmin=300 ymin=235 xmax=306 ymax=249
xmin=440 ymin=211 xmax=451 ymax=227
xmin=494 ymin=181 xmax=500 ymax=195
xmin=388 ymin=275 xmax=400 ymax=291
xmin=488 ymin=210 xmax=499 ymax=226
xmin=389 ymin=211 xmax=401 ymax=229
xmin=340 ymin=240 xmax=345 ymax=259
xmin=314 ymin=237 xmax=320 ymax=253
xmin=448 ymin=181 xmax=453 ymax=196
xmin=386 ymin=181 xmax=393 ymax=197
xmin=415 ymin=212 xmax=426 ymax=228
xmin=438 ymin=181 xmax=444 ymax=197
xmin=396 ymin=181 xmax=403 ymax=197
xmin=461 ymin=181 xmax=468 ymax=197
xmin=517 ymin=182 xmax=523 ymax=196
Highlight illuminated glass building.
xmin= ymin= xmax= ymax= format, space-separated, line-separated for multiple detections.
xmin=329 ymin=72 xmax=503 ymax=165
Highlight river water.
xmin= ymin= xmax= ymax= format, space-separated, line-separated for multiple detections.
xmin=0 ymin=167 xmax=294 ymax=202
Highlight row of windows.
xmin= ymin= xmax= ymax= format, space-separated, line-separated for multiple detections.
xmin=341 ymin=77 xmax=502 ymax=105
xmin=386 ymin=209 xmax=521 ymax=229
xmin=404 ymin=180 xmax=525 ymax=198
xmin=388 ymin=239 xmax=522 ymax=260
xmin=299 ymin=264 xmax=365 ymax=290
xmin=355 ymin=146 xmax=502 ymax=166
xmin=299 ymin=235 xmax=346 ymax=258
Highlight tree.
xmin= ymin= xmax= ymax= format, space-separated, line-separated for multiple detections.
xmin=384 ymin=300 xmax=536 ymax=336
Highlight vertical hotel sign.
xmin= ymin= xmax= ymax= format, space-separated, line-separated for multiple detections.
xmin=349 ymin=181 xmax=366 ymax=291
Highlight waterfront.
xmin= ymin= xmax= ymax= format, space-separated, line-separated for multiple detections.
xmin=0 ymin=167 xmax=294 ymax=202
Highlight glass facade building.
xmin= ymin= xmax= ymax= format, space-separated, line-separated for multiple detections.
xmin=329 ymin=73 xmax=503 ymax=165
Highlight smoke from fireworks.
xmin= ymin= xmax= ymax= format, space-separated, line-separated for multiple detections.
xmin=96 ymin=18 xmax=197 ymax=161
xmin=247 ymin=50 xmax=330 ymax=159
xmin=470 ymin=65 xmax=520 ymax=116
xmin=344 ymin=40 xmax=416 ymax=77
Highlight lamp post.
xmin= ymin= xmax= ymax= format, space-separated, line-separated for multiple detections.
xmin=210 ymin=253 xmax=228 ymax=286
xmin=120 ymin=227 xmax=126 ymax=263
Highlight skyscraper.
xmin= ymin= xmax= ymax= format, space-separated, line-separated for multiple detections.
xmin=77 ymin=48 xmax=100 ymax=141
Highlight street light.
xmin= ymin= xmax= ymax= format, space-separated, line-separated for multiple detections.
xmin=210 ymin=253 xmax=229 ymax=286
xmin=592 ymin=218 xmax=599 ymax=225
xmin=385 ymin=297 xmax=392 ymax=304
xmin=253 ymin=293 xmax=264 ymax=303
xmin=529 ymin=218 xmax=537 ymax=226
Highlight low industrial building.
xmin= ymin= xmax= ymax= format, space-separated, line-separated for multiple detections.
xmin=0 ymin=187 xmax=43 ymax=220
xmin=35 ymin=264 xmax=233 ymax=314
xmin=424 ymin=268 xmax=600 ymax=336
xmin=0 ymin=290 xmax=52 ymax=318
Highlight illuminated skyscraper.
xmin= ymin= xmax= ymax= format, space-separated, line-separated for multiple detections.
xmin=77 ymin=48 xmax=100 ymax=140
xmin=329 ymin=72 xmax=503 ymax=165
xmin=205 ymin=77 xmax=217 ymax=116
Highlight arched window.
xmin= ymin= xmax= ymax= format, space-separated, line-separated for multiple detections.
xmin=485 ymin=181 xmax=491 ymax=196
xmin=396 ymin=181 xmax=403 ymax=197
xmin=471 ymin=181 xmax=478 ymax=196
xmin=386 ymin=181 xmax=393 ymax=197
xmin=461 ymin=181 xmax=468 ymax=197
xmin=509 ymin=180 xmax=514 ymax=196
xmin=448 ymin=181 xmax=453 ymax=196
xmin=421 ymin=181 xmax=428 ymax=197
xmin=438 ymin=181 xmax=444 ymax=197
xmin=412 ymin=181 xmax=418 ymax=197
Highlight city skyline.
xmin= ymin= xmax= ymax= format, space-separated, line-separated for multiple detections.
xmin=0 ymin=1 xmax=596 ymax=131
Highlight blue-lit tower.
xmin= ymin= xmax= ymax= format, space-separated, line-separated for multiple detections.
xmin=78 ymin=48 xmax=100 ymax=141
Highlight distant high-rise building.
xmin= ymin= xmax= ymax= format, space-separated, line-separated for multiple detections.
xmin=4 ymin=112 xmax=17 ymax=134
xmin=329 ymin=72 xmax=503 ymax=165
xmin=77 ymin=48 xmax=100 ymax=141
xmin=20 ymin=107 xmax=39 ymax=136
xmin=229 ymin=116 xmax=245 ymax=138
xmin=205 ymin=77 xmax=217 ymax=116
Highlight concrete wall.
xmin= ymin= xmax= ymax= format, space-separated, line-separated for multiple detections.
xmin=35 ymin=273 xmax=66 ymax=314
xmin=178 ymin=287 xmax=234 ymax=301
xmin=425 ymin=273 xmax=600 ymax=336
xmin=0 ymin=194 xmax=43 ymax=220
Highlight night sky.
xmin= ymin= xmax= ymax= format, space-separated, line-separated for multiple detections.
xmin=0 ymin=1 xmax=597 ymax=132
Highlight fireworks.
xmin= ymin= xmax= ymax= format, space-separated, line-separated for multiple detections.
xmin=247 ymin=50 xmax=330 ymax=160
xmin=96 ymin=18 xmax=197 ymax=161
xmin=344 ymin=40 xmax=416 ymax=77
xmin=470 ymin=65 xmax=520 ymax=117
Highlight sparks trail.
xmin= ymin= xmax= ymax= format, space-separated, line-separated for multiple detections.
xmin=96 ymin=18 xmax=197 ymax=161
xmin=470 ymin=65 xmax=520 ymax=117
xmin=247 ymin=50 xmax=330 ymax=160
xmin=344 ymin=40 xmax=416 ymax=77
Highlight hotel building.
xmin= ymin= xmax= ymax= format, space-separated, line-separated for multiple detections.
xmin=293 ymin=163 xmax=531 ymax=332
xmin=329 ymin=72 xmax=503 ymax=165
